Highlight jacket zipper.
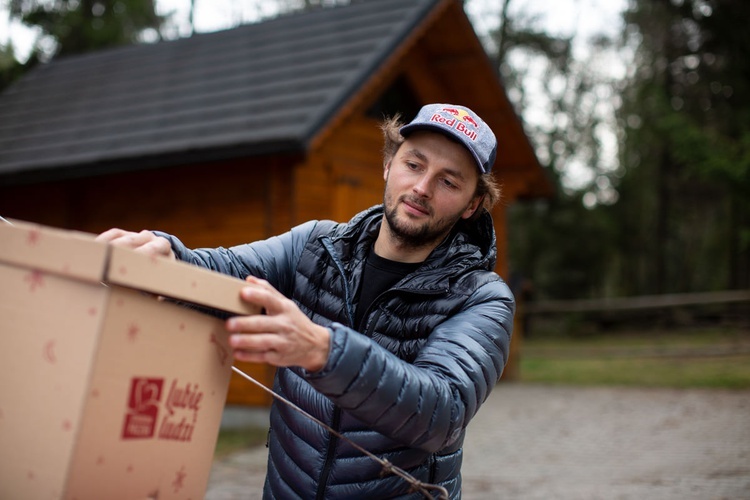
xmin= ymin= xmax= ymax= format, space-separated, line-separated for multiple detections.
xmin=315 ymin=406 xmax=341 ymax=500
xmin=314 ymin=238 xmax=447 ymax=497
xmin=316 ymin=237 xmax=350 ymax=499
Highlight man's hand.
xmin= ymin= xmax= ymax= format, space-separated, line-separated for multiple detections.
xmin=96 ymin=228 xmax=175 ymax=260
xmin=227 ymin=276 xmax=331 ymax=372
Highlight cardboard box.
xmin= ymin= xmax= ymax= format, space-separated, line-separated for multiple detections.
xmin=0 ymin=219 xmax=260 ymax=499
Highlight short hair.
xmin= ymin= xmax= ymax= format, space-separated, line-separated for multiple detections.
xmin=380 ymin=115 xmax=502 ymax=212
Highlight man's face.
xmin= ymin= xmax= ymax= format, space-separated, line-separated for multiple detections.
xmin=382 ymin=131 xmax=481 ymax=250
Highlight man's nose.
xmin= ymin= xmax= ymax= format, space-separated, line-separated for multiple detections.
xmin=412 ymin=175 xmax=434 ymax=198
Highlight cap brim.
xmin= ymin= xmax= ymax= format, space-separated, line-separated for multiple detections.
xmin=400 ymin=123 xmax=488 ymax=174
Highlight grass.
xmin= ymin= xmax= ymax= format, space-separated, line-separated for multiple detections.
xmin=214 ymin=426 xmax=268 ymax=458
xmin=518 ymin=326 xmax=750 ymax=389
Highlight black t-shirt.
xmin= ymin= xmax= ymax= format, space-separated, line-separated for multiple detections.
xmin=354 ymin=249 xmax=421 ymax=330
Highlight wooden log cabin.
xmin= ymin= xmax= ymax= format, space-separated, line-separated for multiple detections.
xmin=0 ymin=0 xmax=552 ymax=406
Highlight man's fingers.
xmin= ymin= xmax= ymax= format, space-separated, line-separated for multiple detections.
xmin=229 ymin=332 xmax=277 ymax=349
xmin=226 ymin=313 xmax=281 ymax=334
xmin=95 ymin=228 xmax=129 ymax=243
xmin=245 ymin=275 xmax=281 ymax=291
xmin=233 ymin=349 xmax=279 ymax=364
xmin=233 ymin=350 xmax=266 ymax=363
xmin=230 ymin=333 xmax=286 ymax=366
xmin=122 ymin=230 xmax=159 ymax=248
xmin=238 ymin=284 xmax=286 ymax=315
xmin=141 ymin=236 xmax=175 ymax=259
xmin=96 ymin=228 xmax=174 ymax=259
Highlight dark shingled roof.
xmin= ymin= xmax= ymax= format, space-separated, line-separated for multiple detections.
xmin=0 ymin=0 xmax=437 ymax=181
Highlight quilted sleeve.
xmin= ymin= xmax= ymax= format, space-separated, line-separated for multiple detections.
xmin=151 ymin=220 xmax=325 ymax=295
xmin=305 ymin=276 xmax=514 ymax=453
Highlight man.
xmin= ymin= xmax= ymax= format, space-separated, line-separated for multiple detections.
xmin=98 ymin=103 xmax=515 ymax=499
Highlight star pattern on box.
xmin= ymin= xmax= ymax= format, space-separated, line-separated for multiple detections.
xmin=26 ymin=229 xmax=41 ymax=246
xmin=43 ymin=339 xmax=57 ymax=364
xmin=172 ymin=466 xmax=187 ymax=493
xmin=127 ymin=323 xmax=140 ymax=342
xmin=24 ymin=270 xmax=44 ymax=292
xmin=210 ymin=332 xmax=229 ymax=366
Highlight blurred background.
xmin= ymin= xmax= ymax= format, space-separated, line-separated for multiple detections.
xmin=1 ymin=2 xmax=748 ymax=498
xmin=3 ymin=0 xmax=747 ymax=381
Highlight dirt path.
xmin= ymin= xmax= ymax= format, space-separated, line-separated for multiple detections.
xmin=206 ymin=384 xmax=750 ymax=499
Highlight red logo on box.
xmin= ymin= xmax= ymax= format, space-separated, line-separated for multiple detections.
xmin=123 ymin=377 xmax=164 ymax=439
xmin=122 ymin=377 xmax=204 ymax=442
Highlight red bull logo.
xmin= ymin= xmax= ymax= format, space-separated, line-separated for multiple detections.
xmin=430 ymin=107 xmax=479 ymax=141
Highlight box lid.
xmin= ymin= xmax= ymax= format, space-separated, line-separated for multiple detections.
xmin=106 ymin=245 xmax=260 ymax=316
xmin=0 ymin=218 xmax=108 ymax=283
xmin=0 ymin=219 xmax=260 ymax=316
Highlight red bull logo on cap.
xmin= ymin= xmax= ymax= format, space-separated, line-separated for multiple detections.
xmin=400 ymin=103 xmax=495 ymax=173
xmin=430 ymin=107 xmax=480 ymax=141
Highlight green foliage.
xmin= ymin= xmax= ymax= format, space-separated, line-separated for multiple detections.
xmin=489 ymin=0 xmax=750 ymax=298
xmin=0 ymin=43 xmax=28 ymax=91
xmin=488 ymin=1 xmax=626 ymax=299
xmin=8 ymin=0 xmax=165 ymax=59
xmin=660 ymin=110 xmax=750 ymax=198
xmin=615 ymin=0 xmax=750 ymax=293
xmin=508 ymin=189 xmax=617 ymax=300
xmin=2 ymin=1 xmax=167 ymax=95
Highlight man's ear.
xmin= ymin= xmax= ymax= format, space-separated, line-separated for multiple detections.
xmin=383 ymin=159 xmax=392 ymax=181
xmin=462 ymin=194 xmax=485 ymax=220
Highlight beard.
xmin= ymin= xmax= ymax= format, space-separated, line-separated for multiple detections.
xmin=382 ymin=189 xmax=464 ymax=251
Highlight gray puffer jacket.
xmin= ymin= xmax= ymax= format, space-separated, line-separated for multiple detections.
xmin=157 ymin=205 xmax=515 ymax=499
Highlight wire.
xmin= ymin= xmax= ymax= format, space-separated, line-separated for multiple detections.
xmin=230 ymin=365 xmax=450 ymax=499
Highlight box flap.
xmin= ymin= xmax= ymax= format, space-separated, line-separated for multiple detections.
xmin=106 ymin=245 xmax=261 ymax=317
xmin=0 ymin=219 xmax=108 ymax=283
xmin=0 ymin=219 xmax=260 ymax=317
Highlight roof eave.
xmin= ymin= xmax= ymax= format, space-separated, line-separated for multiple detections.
xmin=0 ymin=139 xmax=305 ymax=187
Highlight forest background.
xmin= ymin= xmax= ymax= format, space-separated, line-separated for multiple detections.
xmin=1 ymin=0 xmax=748 ymax=310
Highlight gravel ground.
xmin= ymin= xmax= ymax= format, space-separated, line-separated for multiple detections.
xmin=205 ymin=384 xmax=750 ymax=500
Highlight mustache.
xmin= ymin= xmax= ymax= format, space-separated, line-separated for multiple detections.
xmin=400 ymin=195 xmax=432 ymax=215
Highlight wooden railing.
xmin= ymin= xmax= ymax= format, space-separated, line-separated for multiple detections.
xmin=524 ymin=290 xmax=750 ymax=314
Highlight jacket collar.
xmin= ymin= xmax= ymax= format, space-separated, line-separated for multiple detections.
xmin=330 ymin=205 xmax=497 ymax=277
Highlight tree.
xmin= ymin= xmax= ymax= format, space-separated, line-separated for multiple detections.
xmin=617 ymin=0 xmax=750 ymax=293
xmin=0 ymin=41 xmax=35 ymax=91
xmin=489 ymin=0 xmax=749 ymax=298
xmin=482 ymin=0 xmax=623 ymax=299
xmin=8 ymin=0 xmax=166 ymax=60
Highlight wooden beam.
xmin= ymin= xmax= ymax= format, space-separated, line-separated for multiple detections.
xmin=525 ymin=290 xmax=750 ymax=314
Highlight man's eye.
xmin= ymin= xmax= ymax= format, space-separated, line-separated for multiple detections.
xmin=406 ymin=162 xmax=419 ymax=170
